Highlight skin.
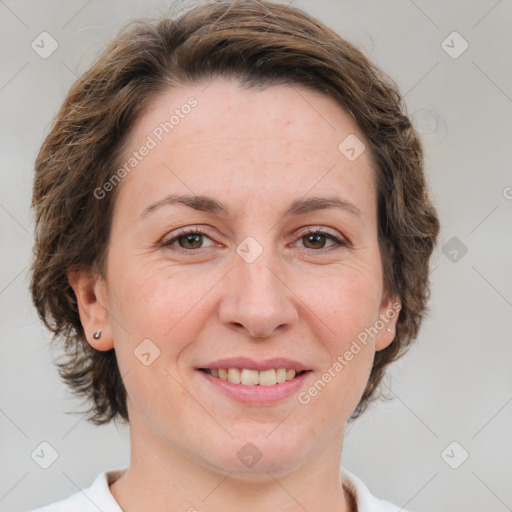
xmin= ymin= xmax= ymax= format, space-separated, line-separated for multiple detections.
xmin=69 ymin=78 xmax=399 ymax=512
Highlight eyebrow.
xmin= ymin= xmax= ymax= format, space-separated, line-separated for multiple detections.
xmin=140 ymin=194 xmax=363 ymax=219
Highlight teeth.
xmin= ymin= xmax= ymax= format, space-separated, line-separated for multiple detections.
xmin=276 ymin=368 xmax=287 ymax=383
xmin=258 ymin=369 xmax=276 ymax=386
xmin=258 ymin=370 xmax=277 ymax=386
xmin=209 ymin=368 xmax=299 ymax=385
xmin=286 ymin=369 xmax=296 ymax=380
xmin=227 ymin=368 xmax=241 ymax=384
xmin=241 ymin=369 xmax=259 ymax=385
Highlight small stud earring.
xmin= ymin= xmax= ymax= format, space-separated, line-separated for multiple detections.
xmin=93 ymin=331 xmax=102 ymax=340
xmin=386 ymin=328 xmax=392 ymax=333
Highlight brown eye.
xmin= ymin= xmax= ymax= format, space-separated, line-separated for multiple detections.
xmin=177 ymin=233 xmax=203 ymax=249
xmin=302 ymin=232 xmax=328 ymax=249
xmin=162 ymin=228 xmax=216 ymax=252
xmin=296 ymin=229 xmax=345 ymax=252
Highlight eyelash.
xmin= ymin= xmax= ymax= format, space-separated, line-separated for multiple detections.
xmin=160 ymin=227 xmax=347 ymax=255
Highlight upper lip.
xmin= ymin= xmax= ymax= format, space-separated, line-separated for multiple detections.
xmin=198 ymin=357 xmax=310 ymax=372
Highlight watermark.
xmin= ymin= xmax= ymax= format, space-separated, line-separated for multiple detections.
xmin=94 ymin=96 xmax=198 ymax=200
xmin=442 ymin=236 xmax=468 ymax=263
xmin=297 ymin=301 xmax=401 ymax=405
xmin=338 ymin=133 xmax=366 ymax=162
xmin=31 ymin=31 xmax=59 ymax=59
xmin=31 ymin=441 xmax=59 ymax=469
xmin=236 ymin=236 xmax=264 ymax=264
xmin=441 ymin=441 xmax=469 ymax=469
xmin=237 ymin=442 xmax=263 ymax=467
xmin=441 ymin=31 xmax=469 ymax=60
xmin=134 ymin=338 xmax=161 ymax=366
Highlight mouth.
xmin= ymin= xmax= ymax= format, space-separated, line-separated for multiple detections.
xmin=198 ymin=367 xmax=309 ymax=385
xmin=196 ymin=358 xmax=312 ymax=404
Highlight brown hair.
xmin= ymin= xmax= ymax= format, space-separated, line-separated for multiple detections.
xmin=30 ymin=0 xmax=440 ymax=424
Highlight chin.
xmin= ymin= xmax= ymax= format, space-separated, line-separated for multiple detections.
xmin=196 ymin=433 xmax=310 ymax=479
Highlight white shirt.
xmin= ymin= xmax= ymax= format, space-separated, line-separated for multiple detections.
xmin=28 ymin=468 xmax=406 ymax=512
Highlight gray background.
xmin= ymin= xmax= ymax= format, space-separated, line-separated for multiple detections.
xmin=1 ymin=0 xmax=511 ymax=510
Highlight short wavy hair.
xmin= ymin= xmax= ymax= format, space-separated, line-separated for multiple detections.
xmin=30 ymin=0 xmax=440 ymax=424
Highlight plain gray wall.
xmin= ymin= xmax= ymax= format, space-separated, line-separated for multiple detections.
xmin=1 ymin=1 xmax=511 ymax=511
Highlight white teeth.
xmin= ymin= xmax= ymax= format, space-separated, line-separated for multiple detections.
xmin=286 ymin=369 xmax=296 ymax=380
xmin=209 ymin=367 xmax=300 ymax=385
xmin=240 ymin=369 xmax=259 ymax=385
xmin=259 ymin=369 xmax=277 ymax=386
xmin=227 ymin=368 xmax=241 ymax=384
xmin=276 ymin=368 xmax=287 ymax=383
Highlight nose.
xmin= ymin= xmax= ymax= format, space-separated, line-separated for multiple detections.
xmin=218 ymin=250 xmax=298 ymax=339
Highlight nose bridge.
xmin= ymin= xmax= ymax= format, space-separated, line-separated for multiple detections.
xmin=219 ymin=239 xmax=298 ymax=337
xmin=240 ymin=248 xmax=281 ymax=306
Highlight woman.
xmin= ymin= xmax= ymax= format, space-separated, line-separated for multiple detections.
xmin=29 ymin=0 xmax=440 ymax=510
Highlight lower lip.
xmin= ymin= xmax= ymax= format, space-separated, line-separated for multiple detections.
xmin=198 ymin=370 xmax=311 ymax=404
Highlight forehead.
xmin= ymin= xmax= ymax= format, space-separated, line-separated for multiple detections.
xmin=134 ymin=79 xmax=365 ymax=155
xmin=116 ymin=78 xmax=375 ymax=220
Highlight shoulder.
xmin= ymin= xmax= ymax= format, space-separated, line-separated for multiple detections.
xmin=342 ymin=468 xmax=407 ymax=512
xmin=27 ymin=470 xmax=125 ymax=512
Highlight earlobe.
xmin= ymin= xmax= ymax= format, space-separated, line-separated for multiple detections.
xmin=375 ymin=296 xmax=401 ymax=351
xmin=67 ymin=267 xmax=114 ymax=351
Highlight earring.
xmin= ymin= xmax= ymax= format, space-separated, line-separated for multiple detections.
xmin=93 ymin=331 xmax=102 ymax=340
xmin=386 ymin=328 xmax=392 ymax=333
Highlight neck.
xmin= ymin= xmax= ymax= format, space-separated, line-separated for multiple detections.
xmin=110 ymin=416 xmax=354 ymax=512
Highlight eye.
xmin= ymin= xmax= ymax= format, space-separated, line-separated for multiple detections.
xmin=160 ymin=226 xmax=347 ymax=255
xmin=294 ymin=228 xmax=347 ymax=252
xmin=161 ymin=228 xmax=216 ymax=252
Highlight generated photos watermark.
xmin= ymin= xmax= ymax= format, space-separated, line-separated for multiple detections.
xmin=94 ymin=96 xmax=198 ymax=200
xmin=297 ymin=301 xmax=401 ymax=405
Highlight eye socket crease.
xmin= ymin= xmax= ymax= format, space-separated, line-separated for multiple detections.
xmin=158 ymin=225 xmax=350 ymax=257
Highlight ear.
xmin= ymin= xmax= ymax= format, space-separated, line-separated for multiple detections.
xmin=68 ymin=267 xmax=114 ymax=351
xmin=375 ymin=294 xmax=401 ymax=352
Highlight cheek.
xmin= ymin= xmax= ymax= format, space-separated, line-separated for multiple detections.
xmin=294 ymin=260 xmax=382 ymax=404
xmin=107 ymin=255 xmax=213 ymax=337
xmin=105 ymin=257 xmax=221 ymax=396
xmin=299 ymin=260 xmax=383 ymax=342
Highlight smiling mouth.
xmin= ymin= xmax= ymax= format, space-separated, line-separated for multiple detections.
xmin=199 ymin=368 xmax=309 ymax=386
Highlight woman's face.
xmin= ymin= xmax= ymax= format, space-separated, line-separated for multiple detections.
xmin=86 ymin=78 xmax=398 ymax=476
